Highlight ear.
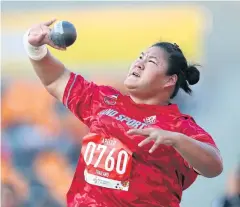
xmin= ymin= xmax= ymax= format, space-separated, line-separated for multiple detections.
xmin=164 ymin=74 xmax=178 ymax=88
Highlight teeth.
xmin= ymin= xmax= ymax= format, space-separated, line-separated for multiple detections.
xmin=132 ymin=72 xmax=140 ymax=77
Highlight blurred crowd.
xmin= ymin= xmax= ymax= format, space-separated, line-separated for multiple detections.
xmin=1 ymin=79 xmax=90 ymax=207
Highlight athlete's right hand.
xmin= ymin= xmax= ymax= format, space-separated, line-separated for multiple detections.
xmin=27 ymin=19 xmax=66 ymax=50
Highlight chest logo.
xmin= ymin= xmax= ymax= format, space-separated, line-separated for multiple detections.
xmin=143 ymin=115 xmax=157 ymax=125
xmin=104 ymin=94 xmax=119 ymax=106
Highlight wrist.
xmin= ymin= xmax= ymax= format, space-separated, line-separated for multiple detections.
xmin=23 ymin=29 xmax=48 ymax=61
xmin=172 ymin=132 xmax=185 ymax=148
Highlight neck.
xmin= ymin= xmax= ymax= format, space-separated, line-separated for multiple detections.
xmin=129 ymin=93 xmax=170 ymax=106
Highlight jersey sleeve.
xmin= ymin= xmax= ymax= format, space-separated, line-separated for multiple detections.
xmin=177 ymin=116 xmax=221 ymax=177
xmin=179 ymin=116 xmax=218 ymax=149
xmin=62 ymin=72 xmax=99 ymax=125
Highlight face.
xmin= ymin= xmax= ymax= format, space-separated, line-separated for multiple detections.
xmin=124 ymin=46 xmax=177 ymax=97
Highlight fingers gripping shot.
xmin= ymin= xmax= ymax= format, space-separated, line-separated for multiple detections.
xmin=23 ymin=19 xmax=223 ymax=207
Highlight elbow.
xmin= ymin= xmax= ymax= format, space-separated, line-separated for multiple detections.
xmin=204 ymin=160 xmax=223 ymax=178
xmin=203 ymin=146 xmax=223 ymax=178
xmin=214 ymin=160 xmax=224 ymax=177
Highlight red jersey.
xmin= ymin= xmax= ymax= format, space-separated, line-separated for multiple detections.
xmin=63 ymin=73 xmax=218 ymax=207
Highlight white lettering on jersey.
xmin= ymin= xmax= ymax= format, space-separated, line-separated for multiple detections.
xmin=99 ymin=109 xmax=118 ymax=117
xmin=98 ymin=109 xmax=148 ymax=129
xmin=102 ymin=138 xmax=117 ymax=146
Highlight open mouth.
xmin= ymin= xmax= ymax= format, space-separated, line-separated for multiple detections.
xmin=131 ymin=72 xmax=140 ymax=77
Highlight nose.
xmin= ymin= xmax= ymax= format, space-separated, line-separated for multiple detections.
xmin=135 ymin=60 xmax=145 ymax=70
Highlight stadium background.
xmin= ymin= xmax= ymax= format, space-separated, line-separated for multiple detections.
xmin=1 ymin=1 xmax=240 ymax=207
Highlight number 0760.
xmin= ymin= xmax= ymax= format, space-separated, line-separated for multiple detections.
xmin=83 ymin=142 xmax=129 ymax=175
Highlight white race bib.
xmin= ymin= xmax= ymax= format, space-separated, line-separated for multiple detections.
xmin=81 ymin=133 xmax=133 ymax=191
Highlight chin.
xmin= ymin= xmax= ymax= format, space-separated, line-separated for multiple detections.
xmin=124 ymin=84 xmax=140 ymax=96
xmin=123 ymin=79 xmax=136 ymax=90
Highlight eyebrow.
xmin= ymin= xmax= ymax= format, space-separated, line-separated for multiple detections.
xmin=141 ymin=52 xmax=158 ymax=61
xmin=149 ymin=56 xmax=158 ymax=61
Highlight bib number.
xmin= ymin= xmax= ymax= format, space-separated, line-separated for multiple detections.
xmin=81 ymin=134 xmax=132 ymax=191
xmin=84 ymin=142 xmax=128 ymax=174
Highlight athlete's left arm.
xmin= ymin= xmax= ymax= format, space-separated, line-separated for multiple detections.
xmin=172 ymin=118 xmax=223 ymax=178
xmin=127 ymin=120 xmax=223 ymax=178
xmin=172 ymin=133 xmax=223 ymax=178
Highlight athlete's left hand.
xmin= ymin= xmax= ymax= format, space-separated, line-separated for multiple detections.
xmin=127 ymin=128 xmax=179 ymax=153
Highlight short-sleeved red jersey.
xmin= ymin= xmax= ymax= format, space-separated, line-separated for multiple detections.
xmin=63 ymin=73 xmax=218 ymax=207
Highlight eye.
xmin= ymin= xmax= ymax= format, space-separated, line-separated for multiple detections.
xmin=149 ymin=60 xmax=157 ymax=65
xmin=139 ymin=55 xmax=143 ymax=59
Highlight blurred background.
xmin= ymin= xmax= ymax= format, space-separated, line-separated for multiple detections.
xmin=1 ymin=1 xmax=240 ymax=207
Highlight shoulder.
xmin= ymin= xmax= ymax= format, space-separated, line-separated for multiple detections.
xmin=174 ymin=113 xmax=208 ymax=135
xmin=64 ymin=72 xmax=122 ymax=105
xmin=174 ymin=112 xmax=197 ymax=127
xmin=73 ymin=72 xmax=121 ymax=95
xmin=95 ymin=82 xmax=122 ymax=100
xmin=174 ymin=113 xmax=219 ymax=148
xmin=90 ymin=83 xmax=123 ymax=106
xmin=98 ymin=84 xmax=120 ymax=95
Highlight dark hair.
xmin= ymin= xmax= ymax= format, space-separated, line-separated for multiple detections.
xmin=152 ymin=42 xmax=200 ymax=98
